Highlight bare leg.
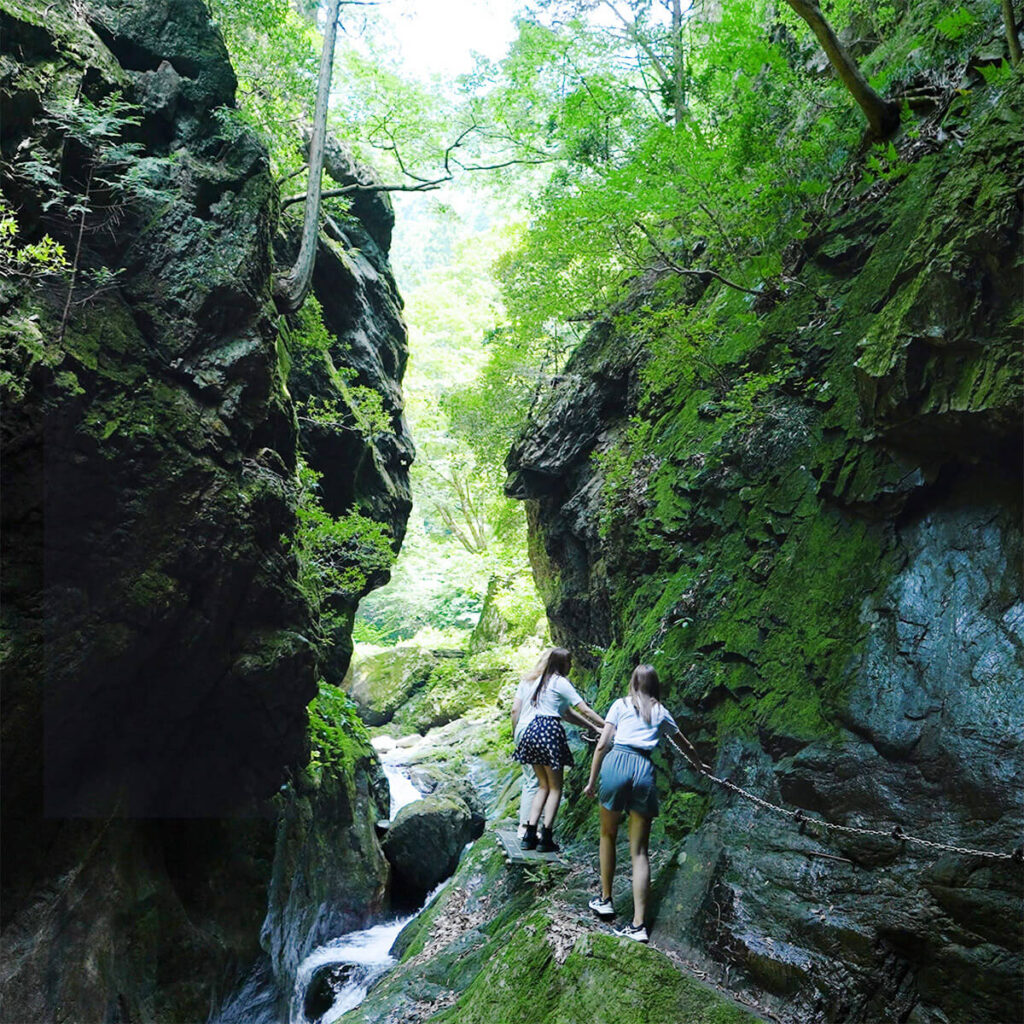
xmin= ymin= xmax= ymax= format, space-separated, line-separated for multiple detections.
xmin=599 ymin=805 xmax=623 ymax=900
xmin=628 ymin=811 xmax=652 ymax=927
xmin=541 ymin=767 xmax=563 ymax=827
xmin=519 ymin=764 xmax=539 ymax=832
xmin=528 ymin=765 xmax=550 ymax=826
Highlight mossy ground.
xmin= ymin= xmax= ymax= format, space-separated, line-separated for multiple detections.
xmin=344 ymin=832 xmax=762 ymax=1024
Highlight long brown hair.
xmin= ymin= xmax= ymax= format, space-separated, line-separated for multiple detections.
xmin=628 ymin=664 xmax=661 ymax=724
xmin=526 ymin=647 xmax=572 ymax=705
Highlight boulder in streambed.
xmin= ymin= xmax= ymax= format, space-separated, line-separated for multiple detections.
xmin=381 ymin=781 xmax=485 ymax=902
xmin=343 ymin=645 xmax=437 ymax=726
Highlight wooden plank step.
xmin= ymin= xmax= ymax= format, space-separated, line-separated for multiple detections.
xmin=494 ymin=827 xmax=571 ymax=870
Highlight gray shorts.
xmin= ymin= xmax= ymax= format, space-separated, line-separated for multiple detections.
xmin=599 ymin=745 xmax=658 ymax=818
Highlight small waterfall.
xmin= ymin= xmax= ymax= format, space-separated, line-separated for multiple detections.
xmin=381 ymin=763 xmax=421 ymax=819
xmin=210 ymin=761 xmax=427 ymax=1024
xmin=288 ymin=917 xmax=412 ymax=1024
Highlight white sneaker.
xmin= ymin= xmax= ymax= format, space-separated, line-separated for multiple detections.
xmin=588 ymin=895 xmax=614 ymax=917
xmin=614 ymin=922 xmax=649 ymax=943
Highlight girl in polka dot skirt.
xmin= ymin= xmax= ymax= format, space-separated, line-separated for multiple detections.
xmin=511 ymin=648 xmax=603 ymax=852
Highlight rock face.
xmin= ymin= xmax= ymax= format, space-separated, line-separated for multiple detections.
xmin=505 ymin=71 xmax=1022 ymax=1024
xmin=382 ymin=780 xmax=486 ymax=903
xmin=344 ymin=644 xmax=438 ymax=725
xmin=0 ymin=0 xmax=408 ymax=1018
xmin=261 ymin=687 xmax=392 ymax=1001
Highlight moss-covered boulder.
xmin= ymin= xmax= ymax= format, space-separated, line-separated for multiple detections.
xmin=433 ymin=921 xmax=758 ymax=1024
xmin=346 ymin=832 xmax=762 ymax=1024
xmin=344 ymin=644 xmax=438 ymax=725
xmin=381 ymin=780 xmax=485 ymax=903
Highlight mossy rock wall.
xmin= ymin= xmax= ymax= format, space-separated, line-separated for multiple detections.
xmin=506 ymin=63 xmax=1022 ymax=1024
xmin=0 ymin=0 xmax=407 ymax=1017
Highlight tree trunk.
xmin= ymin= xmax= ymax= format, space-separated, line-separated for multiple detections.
xmin=1003 ymin=0 xmax=1022 ymax=66
xmin=670 ymin=0 xmax=687 ymax=126
xmin=273 ymin=0 xmax=343 ymax=314
xmin=785 ymin=0 xmax=900 ymax=138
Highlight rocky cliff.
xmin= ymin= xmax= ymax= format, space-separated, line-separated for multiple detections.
xmin=506 ymin=55 xmax=1022 ymax=1024
xmin=0 ymin=0 xmax=409 ymax=1018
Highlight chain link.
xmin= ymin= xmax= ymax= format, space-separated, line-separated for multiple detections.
xmin=665 ymin=738 xmax=1017 ymax=862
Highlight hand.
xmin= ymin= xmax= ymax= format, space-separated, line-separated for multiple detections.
xmin=583 ymin=781 xmax=597 ymax=799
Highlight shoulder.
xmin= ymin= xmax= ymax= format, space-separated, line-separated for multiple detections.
xmin=656 ymin=703 xmax=678 ymax=728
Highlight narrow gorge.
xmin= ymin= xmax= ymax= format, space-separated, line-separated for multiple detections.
xmin=0 ymin=0 xmax=1021 ymax=1023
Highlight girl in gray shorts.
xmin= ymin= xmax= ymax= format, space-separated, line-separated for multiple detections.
xmin=583 ymin=665 xmax=702 ymax=942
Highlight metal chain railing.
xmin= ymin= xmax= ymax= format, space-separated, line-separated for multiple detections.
xmin=664 ymin=737 xmax=1022 ymax=863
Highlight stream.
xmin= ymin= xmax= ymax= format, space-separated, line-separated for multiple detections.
xmin=212 ymin=762 xmax=428 ymax=1024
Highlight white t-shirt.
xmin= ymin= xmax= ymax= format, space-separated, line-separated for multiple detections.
xmin=605 ymin=697 xmax=678 ymax=750
xmin=515 ymin=673 xmax=583 ymax=736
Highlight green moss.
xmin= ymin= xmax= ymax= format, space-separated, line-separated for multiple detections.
xmin=126 ymin=568 xmax=179 ymax=609
xmin=572 ymin=81 xmax=1023 ymax=772
xmin=390 ymin=654 xmax=511 ymax=734
xmin=432 ymin=917 xmax=758 ymax=1024
xmin=307 ymin=681 xmax=374 ymax=792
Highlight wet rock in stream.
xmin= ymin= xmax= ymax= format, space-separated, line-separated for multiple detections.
xmin=382 ymin=779 xmax=486 ymax=904
xmin=304 ymin=963 xmax=357 ymax=1022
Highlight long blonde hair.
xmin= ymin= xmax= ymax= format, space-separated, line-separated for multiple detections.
xmin=525 ymin=647 xmax=572 ymax=706
xmin=628 ymin=664 xmax=661 ymax=724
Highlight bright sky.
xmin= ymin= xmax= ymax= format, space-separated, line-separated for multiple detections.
xmin=379 ymin=0 xmax=522 ymax=79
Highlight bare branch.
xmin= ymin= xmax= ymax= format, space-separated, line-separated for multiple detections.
xmin=634 ymin=221 xmax=763 ymax=297
xmin=273 ymin=0 xmax=342 ymax=313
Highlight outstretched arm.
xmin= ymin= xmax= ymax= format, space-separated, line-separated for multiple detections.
xmin=584 ymin=722 xmax=616 ymax=798
xmin=564 ymin=701 xmax=605 ymax=734
xmin=668 ymin=728 xmax=705 ymax=771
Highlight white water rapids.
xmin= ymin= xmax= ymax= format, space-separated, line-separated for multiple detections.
xmin=382 ymin=762 xmax=422 ymax=819
xmin=286 ymin=762 xmax=426 ymax=1023
xmin=213 ymin=762 xmax=428 ymax=1024
xmin=287 ymin=915 xmax=413 ymax=1024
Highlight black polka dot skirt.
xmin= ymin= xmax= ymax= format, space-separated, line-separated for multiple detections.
xmin=512 ymin=715 xmax=574 ymax=769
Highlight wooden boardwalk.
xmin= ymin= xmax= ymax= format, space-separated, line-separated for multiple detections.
xmin=494 ymin=827 xmax=571 ymax=870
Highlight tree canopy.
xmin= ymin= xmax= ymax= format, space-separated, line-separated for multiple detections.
xmin=208 ymin=0 xmax=1014 ymax=643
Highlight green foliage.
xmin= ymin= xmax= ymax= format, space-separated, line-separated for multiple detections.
xmin=280 ymin=297 xmax=395 ymax=440
xmin=976 ymin=59 xmax=1017 ymax=88
xmin=934 ymin=7 xmax=977 ymax=41
xmin=209 ymin=0 xmax=320 ymax=175
xmin=860 ymin=140 xmax=911 ymax=188
xmin=293 ymin=459 xmax=395 ymax=605
xmin=0 ymin=203 xmax=67 ymax=277
xmin=307 ymin=680 xmax=373 ymax=786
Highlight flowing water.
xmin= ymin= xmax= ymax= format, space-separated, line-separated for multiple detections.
xmin=212 ymin=762 xmax=427 ymax=1024
xmin=287 ymin=916 xmax=414 ymax=1024
xmin=381 ymin=762 xmax=422 ymax=818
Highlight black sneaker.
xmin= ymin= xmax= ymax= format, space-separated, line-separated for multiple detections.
xmin=613 ymin=922 xmax=649 ymax=943
xmin=521 ymin=824 xmax=538 ymax=850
